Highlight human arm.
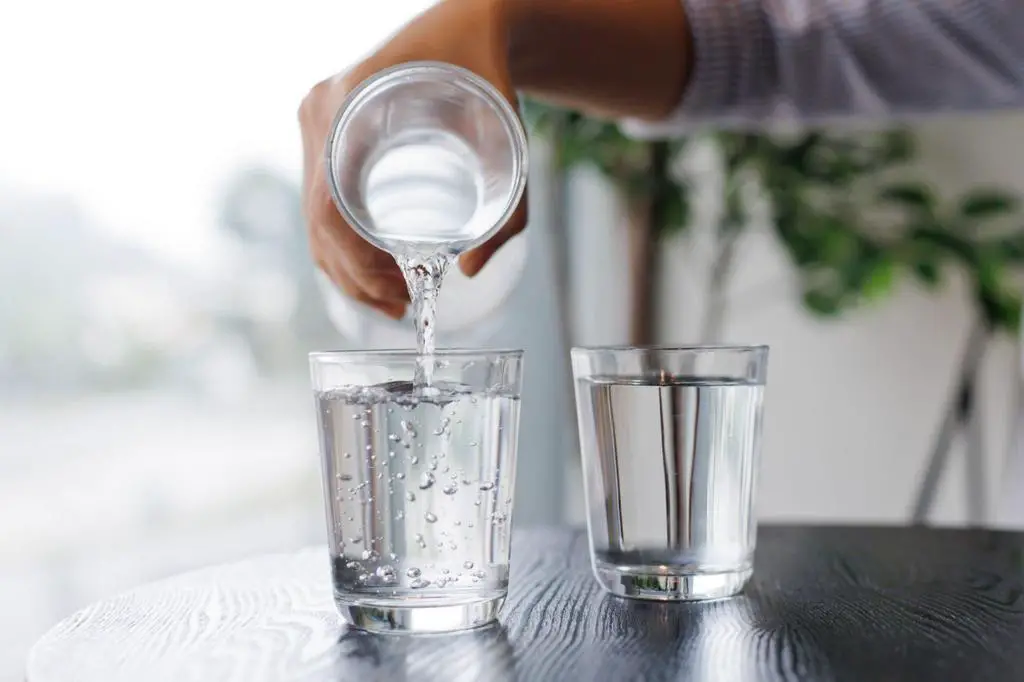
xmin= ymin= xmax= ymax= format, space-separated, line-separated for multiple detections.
xmin=298 ymin=0 xmax=694 ymax=318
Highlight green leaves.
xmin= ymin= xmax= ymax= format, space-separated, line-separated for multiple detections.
xmin=522 ymin=96 xmax=693 ymax=239
xmin=523 ymin=95 xmax=1024 ymax=335
xmin=878 ymin=183 xmax=937 ymax=216
xmin=803 ymin=287 xmax=843 ymax=316
xmin=986 ymin=232 xmax=1024 ymax=263
xmin=877 ymin=129 xmax=916 ymax=165
xmin=913 ymin=260 xmax=942 ymax=288
xmin=959 ymin=191 xmax=1018 ymax=220
xmin=660 ymin=190 xmax=690 ymax=236
xmin=977 ymin=283 xmax=1021 ymax=333
xmin=861 ymin=257 xmax=897 ymax=302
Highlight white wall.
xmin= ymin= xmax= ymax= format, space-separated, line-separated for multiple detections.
xmin=560 ymin=113 xmax=1024 ymax=529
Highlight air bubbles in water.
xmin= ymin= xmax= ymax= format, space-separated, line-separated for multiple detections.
xmin=418 ymin=472 xmax=435 ymax=490
xmin=442 ymin=482 xmax=458 ymax=495
xmin=424 ymin=511 xmax=438 ymax=523
xmin=433 ymin=417 xmax=451 ymax=436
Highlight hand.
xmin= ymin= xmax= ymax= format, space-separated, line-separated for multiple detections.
xmin=298 ymin=0 xmax=527 ymax=320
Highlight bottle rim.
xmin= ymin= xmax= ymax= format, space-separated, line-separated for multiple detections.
xmin=324 ymin=61 xmax=529 ymax=256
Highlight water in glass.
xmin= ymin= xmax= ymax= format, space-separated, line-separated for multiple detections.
xmin=317 ymin=378 xmax=519 ymax=630
xmin=572 ymin=354 xmax=767 ymax=601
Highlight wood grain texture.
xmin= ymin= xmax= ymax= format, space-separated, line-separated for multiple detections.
xmin=26 ymin=526 xmax=1024 ymax=682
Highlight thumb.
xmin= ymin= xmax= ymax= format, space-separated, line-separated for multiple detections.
xmin=459 ymin=205 xmax=528 ymax=277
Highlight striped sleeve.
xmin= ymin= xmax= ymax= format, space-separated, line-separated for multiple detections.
xmin=625 ymin=0 xmax=1024 ymax=133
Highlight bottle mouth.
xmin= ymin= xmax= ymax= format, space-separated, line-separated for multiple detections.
xmin=325 ymin=61 xmax=529 ymax=257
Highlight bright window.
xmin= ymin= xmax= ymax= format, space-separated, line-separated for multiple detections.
xmin=0 ymin=0 xmax=434 ymax=673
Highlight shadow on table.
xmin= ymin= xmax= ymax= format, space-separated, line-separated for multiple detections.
xmin=335 ymin=623 xmax=515 ymax=682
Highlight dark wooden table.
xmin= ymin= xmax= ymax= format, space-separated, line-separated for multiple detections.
xmin=26 ymin=526 xmax=1024 ymax=682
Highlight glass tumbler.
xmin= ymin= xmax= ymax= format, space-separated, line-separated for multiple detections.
xmin=311 ymin=349 xmax=523 ymax=632
xmin=571 ymin=345 xmax=769 ymax=601
xmin=325 ymin=61 xmax=528 ymax=258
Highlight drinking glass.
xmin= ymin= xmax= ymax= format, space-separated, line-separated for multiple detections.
xmin=325 ymin=61 xmax=528 ymax=258
xmin=310 ymin=349 xmax=523 ymax=632
xmin=570 ymin=345 xmax=769 ymax=601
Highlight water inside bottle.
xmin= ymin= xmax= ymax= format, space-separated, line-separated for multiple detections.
xmin=363 ymin=129 xmax=484 ymax=250
xmin=361 ymin=129 xmax=499 ymax=387
xmin=327 ymin=63 xmax=526 ymax=388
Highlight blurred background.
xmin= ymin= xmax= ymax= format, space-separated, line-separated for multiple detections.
xmin=4 ymin=0 xmax=1024 ymax=677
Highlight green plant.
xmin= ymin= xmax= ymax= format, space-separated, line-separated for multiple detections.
xmin=523 ymin=99 xmax=1023 ymax=340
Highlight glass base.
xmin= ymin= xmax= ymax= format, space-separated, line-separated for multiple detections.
xmin=593 ymin=564 xmax=752 ymax=602
xmin=335 ymin=595 xmax=505 ymax=633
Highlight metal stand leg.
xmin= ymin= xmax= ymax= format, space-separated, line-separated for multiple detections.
xmin=911 ymin=323 xmax=989 ymax=525
xmin=999 ymin=311 xmax=1024 ymax=527
xmin=965 ymin=383 xmax=986 ymax=526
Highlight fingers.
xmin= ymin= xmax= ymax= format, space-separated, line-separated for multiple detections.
xmin=300 ymin=77 xmax=410 ymax=319
xmin=458 ymin=199 xmax=528 ymax=277
xmin=312 ymin=226 xmax=408 ymax=321
xmin=306 ymin=171 xmax=409 ymax=296
xmin=336 ymin=264 xmax=408 ymax=321
xmin=333 ymin=264 xmax=408 ymax=321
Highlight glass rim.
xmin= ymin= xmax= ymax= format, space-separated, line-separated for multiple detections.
xmin=324 ymin=60 xmax=529 ymax=254
xmin=570 ymin=344 xmax=768 ymax=356
xmin=310 ymin=347 xmax=524 ymax=363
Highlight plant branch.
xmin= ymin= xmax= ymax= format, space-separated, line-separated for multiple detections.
xmin=627 ymin=196 xmax=657 ymax=346
xmin=911 ymin=319 xmax=991 ymax=523
xmin=628 ymin=141 xmax=672 ymax=346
